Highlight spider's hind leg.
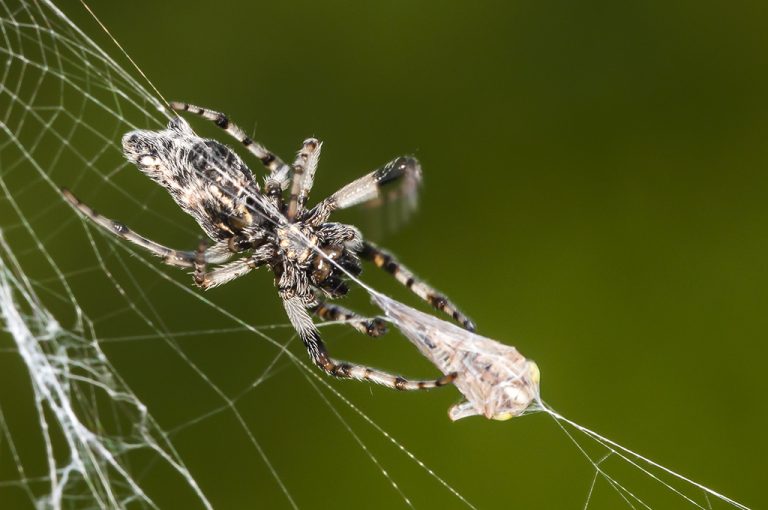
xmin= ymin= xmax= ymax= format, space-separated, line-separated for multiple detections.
xmin=61 ymin=188 xmax=234 ymax=268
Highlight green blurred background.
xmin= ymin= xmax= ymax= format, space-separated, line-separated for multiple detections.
xmin=2 ymin=0 xmax=768 ymax=508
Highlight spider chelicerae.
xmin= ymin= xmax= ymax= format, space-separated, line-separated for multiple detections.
xmin=62 ymin=102 xmax=475 ymax=390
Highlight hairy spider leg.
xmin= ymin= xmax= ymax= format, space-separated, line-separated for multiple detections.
xmin=359 ymin=241 xmax=476 ymax=331
xmin=193 ymin=239 xmax=208 ymax=286
xmin=283 ymin=296 xmax=455 ymax=390
xmin=304 ymin=156 xmax=422 ymax=228
xmin=61 ymin=188 xmax=236 ymax=268
xmin=311 ymin=300 xmax=388 ymax=337
xmin=286 ymin=138 xmax=321 ymax=222
xmin=169 ymin=101 xmax=291 ymax=206
xmin=168 ymin=101 xmax=286 ymax=174
xmin=63 ymin=187 xmax=270 ymax=289
xmin=195 ymin=245 xmax=275 ymax=290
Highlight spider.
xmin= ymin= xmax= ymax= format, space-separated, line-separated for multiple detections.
xmin=62 ymin=102 xmax=475 ymax=391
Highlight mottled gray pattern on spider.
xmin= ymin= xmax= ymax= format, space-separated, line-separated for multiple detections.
xmin=62 ymin=102 xmax=475 ymax=390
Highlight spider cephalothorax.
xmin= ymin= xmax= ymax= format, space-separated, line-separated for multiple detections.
xmin=63 ymin=101 xmax=475 ymax=390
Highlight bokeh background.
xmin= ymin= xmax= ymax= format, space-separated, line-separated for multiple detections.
xmin=1 ymin=0 xmax=767 ymax=508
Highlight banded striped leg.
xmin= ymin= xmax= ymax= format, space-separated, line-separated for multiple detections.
xmin=359 ymin=241 xmax=476 ymax=331
xmin=286 ymin=138 xmax=322 ymax=222
xmin=306 ymin=156 xmax=422 ymax=226
xmin=311 ymin=300 xmax=388 ymax=337
xmin=283 ymin=296 xmax=454 ymax=390
xmin=169 ymin=101 xmax=291 ymax=203
xmin=193 ymin=239 xmax=208 ymax=286
xmin=61 ymin=188 xmax=234 ymax=267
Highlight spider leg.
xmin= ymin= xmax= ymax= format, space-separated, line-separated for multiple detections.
xmin=283 ymin=296 xmax=454 ymax=390
xmin=193 ymin=239 xmax=208 ymax=286
xmin=306 ymin=156 xmax=421 ymax=226
xmin=169 ymin=101 xmax=291 ymax=205
xmin=169 ymin=101 xmax=287 ymax=174
xmin=311 ymin=300 xmax=388 ymax=337
xmin=61 ymin=188 xmax=234 ymax=268
xmin=359 ymin=241 xmax=476 ymax=331
xmin=195 ymin=244 xmax=275 ymax=289
xmin=286 ymin=138 xmax=321 ymax=222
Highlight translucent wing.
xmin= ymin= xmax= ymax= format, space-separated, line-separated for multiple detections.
xmin=372 ymin=293 xmax=541 ymax=421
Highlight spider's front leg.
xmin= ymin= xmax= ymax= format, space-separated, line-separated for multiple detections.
xmin=311 ymin=300 xmax=388 ymax=337
xmin=286 ymin=138 xmax=321 ymax=222
xmin=304 ymin=156 xmax=422 ymax=227
xmin=359 ymin=241 xmax=476 ymax=332
xmin=282 ymin=295 xmax=455 ymax=390
xmin=169 ymin=101 xmax=292 ymax=206
xmin=169 ymin=101 xmax=287 ymax=175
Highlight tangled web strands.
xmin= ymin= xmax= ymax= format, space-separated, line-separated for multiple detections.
xmin=0 ymin=0 xmax=756 ymax=509
xmin=0 ymin=1 xmax=209 ymax=508
xmin=0 ymin=236 xmax=210 ymax=509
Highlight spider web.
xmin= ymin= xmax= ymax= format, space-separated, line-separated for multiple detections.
xmin=0 ymin=1 xmax=757 ymax=509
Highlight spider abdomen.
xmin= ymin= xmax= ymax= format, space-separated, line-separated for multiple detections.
xmin=122 ymin=118 xmax=269 ymax=242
